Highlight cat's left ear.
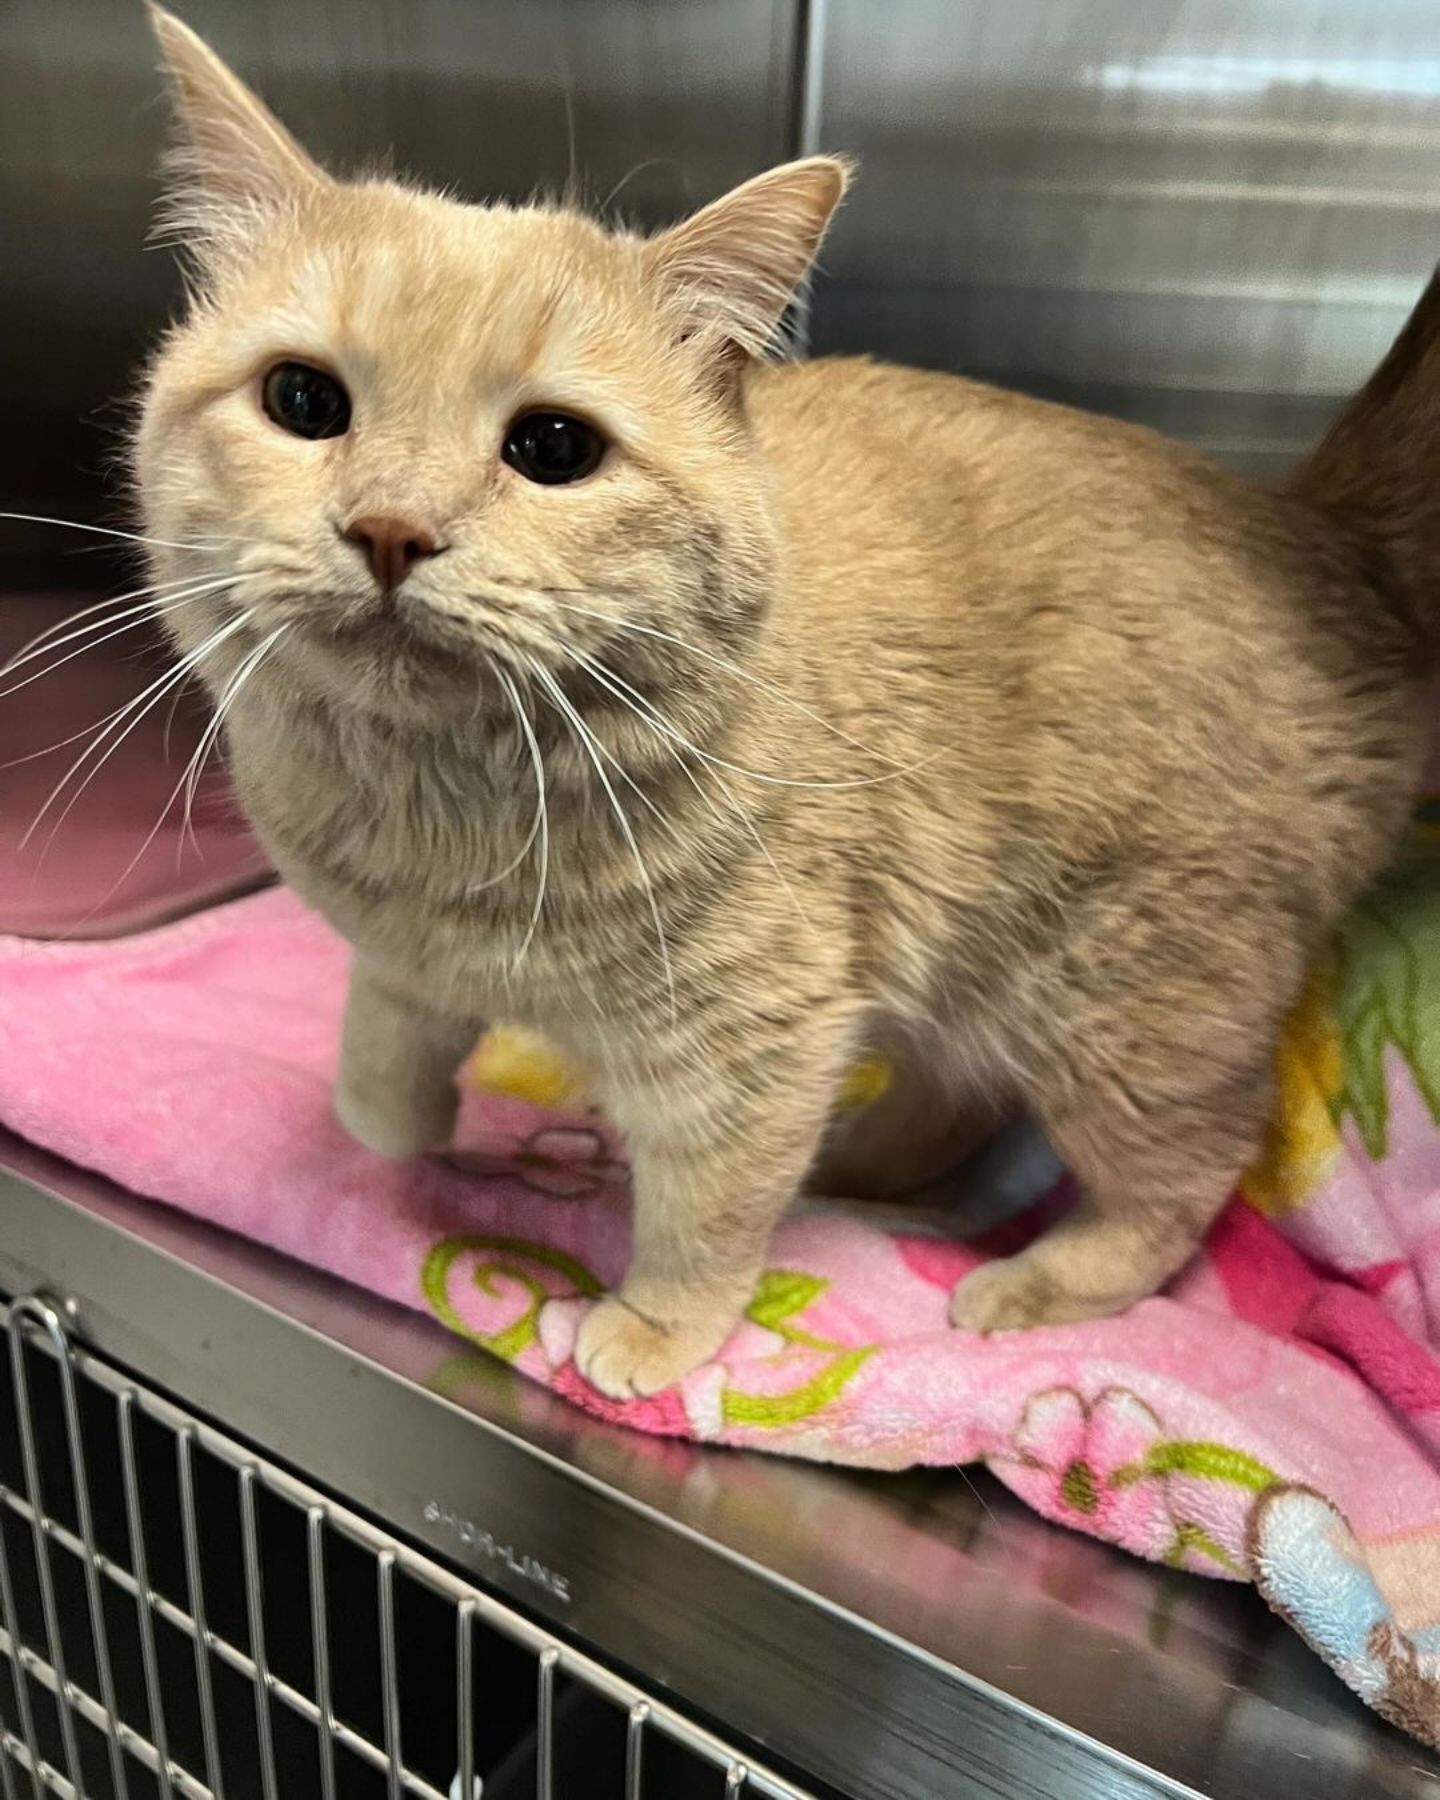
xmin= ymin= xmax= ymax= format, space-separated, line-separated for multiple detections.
xmin=646 ymin=156 xmax=853 ymax=358
xmin=148 ymin=5 xmax=329 ymax=254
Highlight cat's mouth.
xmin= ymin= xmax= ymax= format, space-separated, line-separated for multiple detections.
xmin=319 ymin=605 xmax=471 ymax=667
xmin=260 ymin=604 xmax=482 ymax=705
xmin=330 ymin=612 xmax=430 ymax=648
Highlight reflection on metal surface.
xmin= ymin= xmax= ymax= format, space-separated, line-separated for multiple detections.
xmin=1089 ymin=53 xmax=1440 ymax=101
xmin=1 ymin=1135 xmax=1435 ymax=1799
xmin=811 ymin=0 xmax=1440 ymax=475
xmin=0 ymin=0 xmax=800 ymax=586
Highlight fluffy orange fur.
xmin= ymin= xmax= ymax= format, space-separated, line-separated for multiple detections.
xmin=137 ymin=7 xmax=1436 ymax=1398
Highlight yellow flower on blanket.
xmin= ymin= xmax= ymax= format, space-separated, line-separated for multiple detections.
xmin=1241 ymin=956 xmax=1344 ymax=1217
xmin=465 ymin=1026 xmax=892 ymax=1115
xmin=464 ymin=1026 xmax=593 ymax=1109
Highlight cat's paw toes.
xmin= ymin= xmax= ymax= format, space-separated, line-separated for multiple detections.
xmin=575 ymin=1298 xmax=720 ymax=1400
xmin=334 ymin=1082 xmax=455 ymax=1159
xmin=949 ymin=1258 xmax=1101 ymax=1333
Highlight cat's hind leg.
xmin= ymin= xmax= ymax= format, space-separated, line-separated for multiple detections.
xmin=950 ymin=868 xmax=1297 ymax=1332
xmin=807 ymin=1021 xmax=1007 ymax=1200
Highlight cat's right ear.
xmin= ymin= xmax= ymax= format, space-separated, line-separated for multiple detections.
xmin=645 ymin=157 xmax=852 ymax=359
xmin=147 ymin=5 xmax=328 ymax=255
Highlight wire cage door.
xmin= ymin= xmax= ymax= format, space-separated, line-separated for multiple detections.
xmin=0 ymin=1292 xmax=815 ymax=1800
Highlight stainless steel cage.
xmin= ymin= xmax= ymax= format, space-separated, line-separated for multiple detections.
xmin=0 ymin=1293 xmax=808 ymax=1800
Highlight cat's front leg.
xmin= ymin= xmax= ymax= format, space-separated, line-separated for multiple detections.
xmin=335 ymin=959 xmax=480 ymax=1158
xmin=576 ymin=1009 xmax=857 ymax=1400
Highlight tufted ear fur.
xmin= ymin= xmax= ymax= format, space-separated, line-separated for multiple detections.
xmin=646 ymin=156 xmax=852 ymax=358
xmin=147 ymin=4 xmax=328 ymax=259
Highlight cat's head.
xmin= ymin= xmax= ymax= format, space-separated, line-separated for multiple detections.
xmin=134 ymin=6 xmax=849 ymax=724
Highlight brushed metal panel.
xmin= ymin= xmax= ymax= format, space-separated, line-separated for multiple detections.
xmin=812 ymin=0 xmax=1440 ymax=475
xmin=0 ymin=0 xmax=800 ymax=587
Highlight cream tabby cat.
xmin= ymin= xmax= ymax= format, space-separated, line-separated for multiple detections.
xmin=136 ymin=7 xmax=1436 ymax=1398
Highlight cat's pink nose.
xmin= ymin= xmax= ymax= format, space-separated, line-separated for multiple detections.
xmin=342 ymin=514 xmax=440 ymax=594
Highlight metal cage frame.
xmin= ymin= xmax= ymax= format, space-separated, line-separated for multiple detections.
xmin=0 ymin=1292 xmax=811 ymax=1800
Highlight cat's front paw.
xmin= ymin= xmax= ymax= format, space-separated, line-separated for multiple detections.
xmin=575 ymin=1297 xmax=727 ymax=1400
xmin=334 ymin=1078 xmax=457 ymax=1159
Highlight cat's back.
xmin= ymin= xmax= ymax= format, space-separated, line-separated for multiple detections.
xmin=748 ymin=353 xmax=1265 ymax=566
xmin=745 ymin=355 xmax=1425 ymax=900
xmin=747 ymin=353 xmax=1395 ymax=682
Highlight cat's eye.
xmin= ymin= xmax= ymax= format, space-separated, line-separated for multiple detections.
xmin=502 ymin=410 xmax=606 ymax=486
xmin=261 ymin=361 xmax=351 ymax=441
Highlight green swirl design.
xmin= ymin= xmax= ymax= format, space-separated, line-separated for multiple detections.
xmin=721 ymin=1268 xmax=877 ymax=1427
xmin=422 ymin=1234 xmax=603 ymax=1362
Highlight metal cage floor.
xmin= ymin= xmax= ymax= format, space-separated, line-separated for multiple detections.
xmin=0 ymin=1294 xmax=810 ymax=1800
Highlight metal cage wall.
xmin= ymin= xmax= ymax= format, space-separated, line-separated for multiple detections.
xmin=0 ymin=1293 xmax=811 ymax=1800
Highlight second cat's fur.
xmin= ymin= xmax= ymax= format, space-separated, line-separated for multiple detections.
xmin=137 ymin=8 xmax=1436 ymax=1397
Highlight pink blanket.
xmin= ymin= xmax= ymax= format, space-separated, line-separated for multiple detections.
xmin=3 ymin=824 xmax=1440 ymax=1749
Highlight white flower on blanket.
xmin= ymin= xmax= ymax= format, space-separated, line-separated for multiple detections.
xmin=993 ymin=1386 xmax=1263 ymax=1573
xmin=997 ymin=1387 xmax=1175 ymax=1557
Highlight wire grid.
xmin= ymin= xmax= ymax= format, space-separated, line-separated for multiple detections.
xmin=0 ymin=1293 xmax=813 ymax=1800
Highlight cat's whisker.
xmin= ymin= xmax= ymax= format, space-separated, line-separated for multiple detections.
xmin=513 ymin=648 xmax=676 ymax=841
xmin=22 ymin=612 xmax=252 ymax=858
xmin=547 ymin=595 xmax=921 ymax=774
xmin=163 ymin=671 xmax=197 ymax=785
xmin=0 ymin=576 xmax=238 ymax=698
xmin=491 ymin=660 xmax=550 ymax=970
xmin=550 ymin=621 xmax=919 ymax=793
xmin=698 ymin=761 xmax=811 ymax=927
xmin=180 ymin=628 xmax=274 ymax=835
xmin=527 ymin=655 xmax=678 ymax=1023
xmin=1 ymin=570 xmax=229 ymax=677
xmin=0 ymin=621 xmax=219 ymax=774
xmin=178 ymin=686 xmax=232 ymax=855
xmin=464 ymin=664 xmax=544 ymax=895
xmin=171 ymin=658 xmax=220 ymax=864
xmin=0 ymin=699 xmax=137 ymax=771
xmin=547 ymin=673 xmax=678 ymax=842
xmin=175 ymin=622 xmax=290 ymax=873
xmin=14 ymin=615 xmax=231 ymax=830
xmin=0 ymin=510 xmax=228 ymax=554
xmin=23 ymin=613 xmax=244 ymax=855
xmin=598 ymin=157 xmax=665 ymax=216
xmin=1 ymin=572 xmax=229 ymax=678
xmin=564 ymin=644 xmax=812 ymax=930
xmin=78 ymin=624 xmax=287 ymax=923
